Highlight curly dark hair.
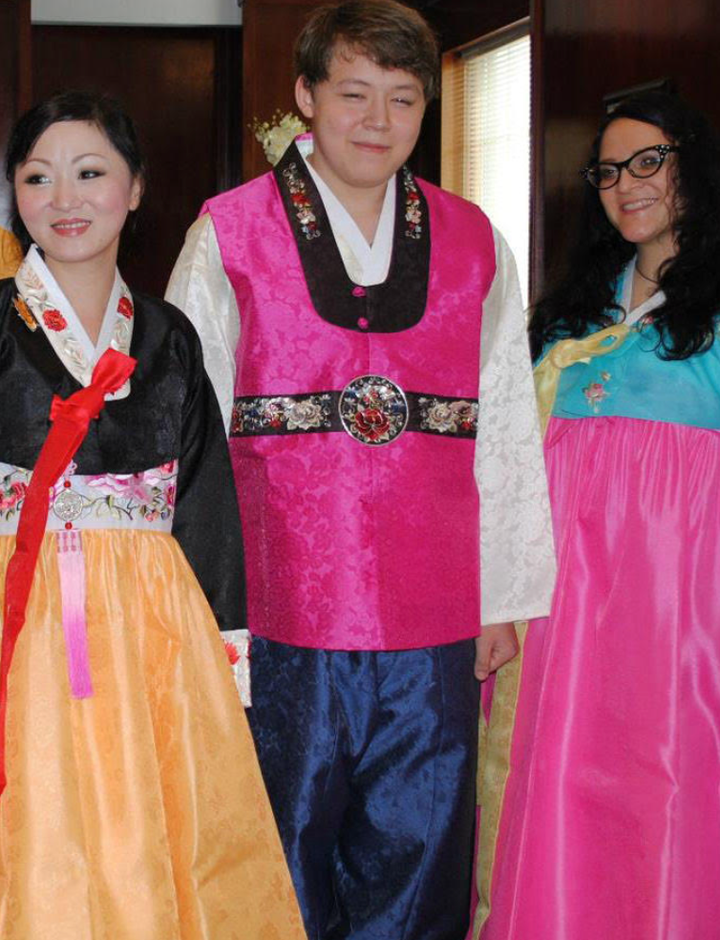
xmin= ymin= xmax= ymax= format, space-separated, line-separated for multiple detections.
xmin=529 ymin=91 xmax=720 ymax=361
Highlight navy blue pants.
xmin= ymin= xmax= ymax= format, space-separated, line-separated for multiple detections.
xmin=248 ymin=637 xmax=480 ymax=940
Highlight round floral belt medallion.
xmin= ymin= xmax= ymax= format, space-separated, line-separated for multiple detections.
xmin=52 ymin=489 xmax=84 ymax=522
xmin=339 ymin=375 xmax=408 ymax=446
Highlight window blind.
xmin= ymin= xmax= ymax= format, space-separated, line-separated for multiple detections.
xmin=442 ymin=32 xmax=531 ymax=305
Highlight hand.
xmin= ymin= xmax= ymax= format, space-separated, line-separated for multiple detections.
xmin=474 ymin=622 xmax=519 ymax=681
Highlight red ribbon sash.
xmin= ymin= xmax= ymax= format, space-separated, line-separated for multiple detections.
xmin=0 ymin=348 xmax=136 ymax=794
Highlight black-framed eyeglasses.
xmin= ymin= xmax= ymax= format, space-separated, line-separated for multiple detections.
xmin=581 ymin=144 xmax=679 ymax=190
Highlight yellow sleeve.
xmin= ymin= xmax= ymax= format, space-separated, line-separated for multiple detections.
xmin=0 ymin=228 xmax=22 ymax=279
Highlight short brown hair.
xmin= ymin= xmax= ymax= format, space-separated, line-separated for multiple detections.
xmin=294 ymin=0 xmax=440 ymax=101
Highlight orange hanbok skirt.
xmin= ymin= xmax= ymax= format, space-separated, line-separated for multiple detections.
xmin=0 ymin=530 xmax=305 ymax=940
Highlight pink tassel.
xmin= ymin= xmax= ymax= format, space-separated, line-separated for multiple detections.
xmin=57 ymin=530 xmax=93 ymax=699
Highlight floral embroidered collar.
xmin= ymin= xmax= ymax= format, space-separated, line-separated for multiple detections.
xmin=273 ymin=139 xmax=430 ymax=333
xmin=14 ymin=245 xmax=133 ymax=399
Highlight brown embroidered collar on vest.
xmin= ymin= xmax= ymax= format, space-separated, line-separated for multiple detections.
xmin=273 ymin=141 xmax=431 ymax=333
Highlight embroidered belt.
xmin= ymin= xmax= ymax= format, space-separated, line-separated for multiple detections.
xmin=230 ymin=375 xmax=479 ymax=446
xmin=0 ymin=449 xmax=176 ymax=795
xmin=0 ymin=460 xmax=177 ymax=535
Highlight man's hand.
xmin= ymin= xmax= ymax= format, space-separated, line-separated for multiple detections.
xmin=474 ymin=622 xmax=519 ymax=681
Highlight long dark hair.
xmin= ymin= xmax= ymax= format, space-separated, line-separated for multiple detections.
xmin=5 ymin=90 xmax=146 ymax=252
xmin=529 ymin=92 xmax=720 ymax=360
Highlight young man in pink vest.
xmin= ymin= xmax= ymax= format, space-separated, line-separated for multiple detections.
xmin=167 ymin=2 xmax=555 ymax=937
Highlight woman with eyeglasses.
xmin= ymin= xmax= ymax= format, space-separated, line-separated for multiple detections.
xmin=476 ymin=92 xmax=720 ymax=940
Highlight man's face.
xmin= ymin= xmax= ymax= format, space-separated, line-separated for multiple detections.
xmin=295 ymin=46 xmax=426 ymax=200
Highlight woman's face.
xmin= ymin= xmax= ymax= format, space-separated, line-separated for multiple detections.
xmin=598 ymin=117 xmax=678 ymax=256
xmin=14 ymin=120 xmax=141 ymax=277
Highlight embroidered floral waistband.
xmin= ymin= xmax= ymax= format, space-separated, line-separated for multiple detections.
xmin=0 ymin=459 xmax=177 ymax=534
xmin=230 ymin=375 xmax=478 ymax=446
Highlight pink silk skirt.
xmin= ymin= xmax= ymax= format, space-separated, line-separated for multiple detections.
xmin=479 ymin=415 xmax=720 ymax=940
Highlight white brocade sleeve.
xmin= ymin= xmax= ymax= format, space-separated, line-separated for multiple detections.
xmin=477 ymin=228 xmax=556 ymax=624
xmin=165 ymin=214 xmax=240 ymax=435
xmin=222 ymin=628 xmax=252 ymax=706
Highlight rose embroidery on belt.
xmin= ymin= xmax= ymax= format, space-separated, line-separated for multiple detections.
xmin=286 ymin=399 xmax=326 ymax=431
xmin=352 ymin=407 xmax=392 ymax=443
xmin=231 ymin=408 xmax=244 ymax=435
xmin=233 ymin=394 xmax=333 ymax=433
xmin=420 ymin=399 xmax=478 ymax=434
xmin=232 ymin=382 xmax=478 ymax=443
xmin=339 ymin=376 xmax=408 ymax=445
xmin=263 ymin=403 xmax=284 ymax=428
xmin=425 ymin=402 xmax=454 ymax=431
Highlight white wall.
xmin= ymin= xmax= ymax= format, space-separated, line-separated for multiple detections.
xmin=31 ymin=0 xmax=242 ymax=27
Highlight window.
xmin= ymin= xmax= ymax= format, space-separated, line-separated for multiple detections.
xmin=442 ymin=26 xmax=531 ymax=305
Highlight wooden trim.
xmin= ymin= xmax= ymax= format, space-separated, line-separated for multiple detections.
xmin=440 ymin=50 xmax=465 ymax=195
xmin=529 ymin=0 xmax=544 ymax=304
xmin=456 ymin=17 xmax=530 ymax=59
xmin=17 ymin=0 xmax=32 ymax=111
xmin=214 ymin=27 xmax=243 ymax=192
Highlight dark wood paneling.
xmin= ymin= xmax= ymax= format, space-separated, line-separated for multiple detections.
xmin=32 ymin=25 xmax=242 ymax=296
xmin=536 ymin=0 xmax=720 ymax=298
xmin=413 ymin=0 xmax=529 ymax=52
xmin=0 ymin=0 xmax=31 ymax=227
xmin=242 ymin=0 xmax=324 ymax=181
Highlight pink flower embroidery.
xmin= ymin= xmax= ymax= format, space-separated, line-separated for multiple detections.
xmin=0 ymin=481 xmax=27 ymax=511
xmin=86 ymin=472 xmax=154 ymax=502
xmin=583 ymin=381 xmax=609 ymax=413
xmin=82 ymin=462 xmax=177 ymax=521
xmin=140 ymin=464 xmax=178 ymax=487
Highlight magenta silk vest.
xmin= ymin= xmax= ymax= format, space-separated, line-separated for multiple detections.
xmin=204 ymin=144 xmax=496 ymax=650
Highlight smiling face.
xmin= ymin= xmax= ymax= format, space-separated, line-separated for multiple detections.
xmin=598 ymin=117 xmax=678 ymax=259
xmin=295 ymin=46 xmax=425 ymax=203
xmin=14 ymin=120 xmax=142 ymax=280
